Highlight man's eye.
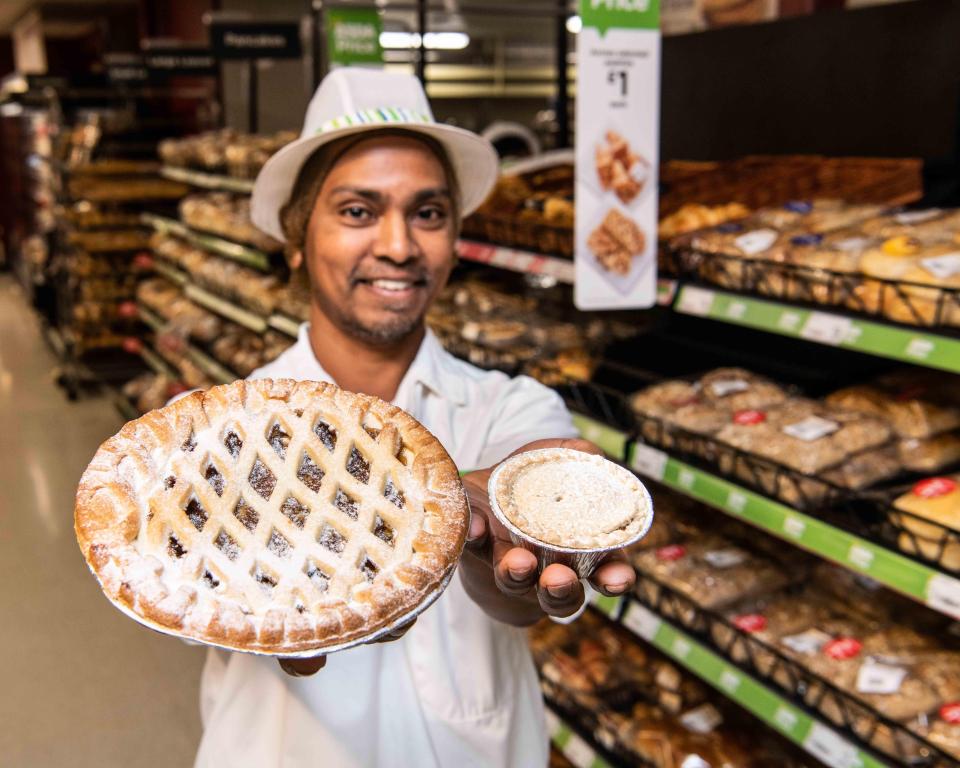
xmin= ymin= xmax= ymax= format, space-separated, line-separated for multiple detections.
xmin=342 ymin=206 xmax=372 ymax=221
xmin=417 ymin=206 xmax=446 ymax=222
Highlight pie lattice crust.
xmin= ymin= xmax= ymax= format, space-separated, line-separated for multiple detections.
xmin=75 ymin=379 xmax=468 ymax=655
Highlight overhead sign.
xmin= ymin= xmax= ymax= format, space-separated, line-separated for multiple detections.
xmin=326 ymin=8 xmax=383 ymax=67
xmin=143 ymin=45 xmax=216 ymax=76
xmin=105 ymin=53 xmax=148 ymax=84
xmin=574 ymin=0 xmax=661 ymax=310
xmin=210 ymin=21 xmax=302 ymax=60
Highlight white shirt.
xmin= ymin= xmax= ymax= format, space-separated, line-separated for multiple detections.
xmin=194 ymin=324 xmax=577 ymax=768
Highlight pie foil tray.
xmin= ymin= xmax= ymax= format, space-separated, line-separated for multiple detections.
xmin=487 ymin=449 xmax=654 ymax=579
xmin=100 ymin=558 xmax=460 ymax=660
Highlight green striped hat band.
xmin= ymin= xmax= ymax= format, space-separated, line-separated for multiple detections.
xmin=317 ymin=107 xmax=433 ymax=134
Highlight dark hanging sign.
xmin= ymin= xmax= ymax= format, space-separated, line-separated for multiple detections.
xmin=143 ymin=47 xmax=216 ymax=76
xmin=105 ymin=54 xmax=149 ymax=83
xmin=209 ymin=21 xmax=302 ymax=60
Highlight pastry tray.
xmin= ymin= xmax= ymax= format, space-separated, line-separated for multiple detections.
xmin=461 ymin=211 xmax=574 ymax=260
xmin=662 ymin=245 xmax=960 ymax=332
xmin=629 ymin=574 xmax=957 ymax=768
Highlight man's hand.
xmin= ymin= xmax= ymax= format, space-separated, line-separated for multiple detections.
xmin=460 ymin=438 xmax=637 ymax=625
xmin=277 ymin=618 xmax=418 ymax=677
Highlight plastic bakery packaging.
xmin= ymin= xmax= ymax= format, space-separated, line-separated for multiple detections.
xmin=487 ymin=447 xmax=653 ymax=578
xmin=890 ymin=475 xmax=960 ymax=570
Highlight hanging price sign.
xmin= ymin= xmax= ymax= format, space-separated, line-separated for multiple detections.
xmin=574 ymin=0 xmax=661 ymax=310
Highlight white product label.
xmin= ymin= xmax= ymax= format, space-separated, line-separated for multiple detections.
xmin=783 ymin=515 xmax=806 ymax=538
xmin=920 ymin=253 xmax=960 ymax=280
xmin=680 ymin=704 xmax=723 ymax=734
xmin=803 ymin=722 xmax=861 ymax=768
xmin=782 ymin=628 xmax=832 ymax=655
xmin=856 ymin=658 xmax=908 ymax=694
xmin=622 ymin=602 xmax=662 ymax=641
xmin=564 ymin=734 xmax=595 ymax=768
xmin=778 ymin=311 xmax=802 ymax=331
xmin=801 ymin=312 xmax=855 ymax=346
xmin=782 ymin=415 xmax=839 ymax=442
xmin=895 ymin=208 xmax=941 ymax=224
xmin=720 ymin=669 xmax=741 ymax=692
xmin=676 ymin=286 xmax=716 ymax=316
xmin=774 ymin=706 xmax=799 ymax=732
xmin=927 ymin=573 xmax=960 ymax=620
xmin=703 ymin=548 xmax=748 ymax=568
xmin=672 ymin=637 xmax=692 ymax=659
xmin=632 ymin=443 xmax=668 ymax=481
xmin=678 ymin=468 xmax=696 ymax=489
xmin=834 ymin=236 xmax=872 ymax=252
xmin=726 ymin=300 xmax=747 ymax=319
xmin=906 ymin=337 xmax=935 ymax=360
xmin=726 ymin=490 xmax=747 ymax=513
xmin=847 ymin=543 xmax=875 ymax=570
xmin=734 ymin=228 xmax=778 ymax=256
xmin=709 ymin=378 xmax=750 ymax=397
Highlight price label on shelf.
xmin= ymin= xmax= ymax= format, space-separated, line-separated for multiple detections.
xmin=563 ymin=733 xmax=596 ymax=768
xmin=676 ymin=286 xmax=716 ymax=316
xmin=802 ymin=722 xmax=861 ymax=768
xmin=800 ymin=312 xmax=855 ymax=346
xmin=631 ymin=443 xmax=668 ymax=481
xmin=782 ymin=515 xmax=806 ymax=539
xmin=927 ymin=573 xmax=960 ymax=619
xmin=574 ymin=0 xmax=660 ymax=310
xmin=621 ymin=601 xmax=662 ymax=641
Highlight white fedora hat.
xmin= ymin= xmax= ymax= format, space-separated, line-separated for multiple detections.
xmin=251 ymin=67 xmax=499 ymax=242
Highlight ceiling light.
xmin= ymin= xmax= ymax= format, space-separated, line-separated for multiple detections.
xmin=566 ymin=15 xmax=582 ymax=34
xmin=379 ymin=31 xmax=470 ymax=50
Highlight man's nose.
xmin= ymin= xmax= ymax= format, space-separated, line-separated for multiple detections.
xmin=374 ymin=209 xmax=418 ymax=263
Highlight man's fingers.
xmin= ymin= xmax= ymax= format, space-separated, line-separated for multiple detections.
xmin=588 ymin=557 xmax=636 ymax=597
xmin=537 ymin=563 xmax=585 ymax=617
xmin=493 ymin=545 xmax=538 ymax=596
xmin=373 ymin=617 xmax=417 ymax=643
xmin=278 ymin=656 xmax=326 ymax=677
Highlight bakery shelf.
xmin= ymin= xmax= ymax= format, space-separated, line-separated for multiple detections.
xmin=182 ymin=283 xmax=269 ymax=335
xmin=136 ymin=304 xmax=238 ymax=386
xmin=142 ymin=213 xmax=271 ymax=271
xmin=159 ymin=165 xmax=255 ymax=195
xmin=267 ymin=312 xmax=302 ymax=339
xmin=457 ymin=238 xmax=575 ymax=284
xmin=668 ymin=283 xmax=960 ymax=375
xmin=152 ymin=259 xmax=188 ymax=287
xmin=138 ymin=344 xmax=179 ymax=381
xmin=568 ymin=411 xmax=960 ymax=621
xmin=616 ymin=578 xmax=956 ymax=768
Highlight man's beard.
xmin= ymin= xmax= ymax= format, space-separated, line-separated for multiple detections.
xmin=312 ymin=286 xmax=426 ymax=346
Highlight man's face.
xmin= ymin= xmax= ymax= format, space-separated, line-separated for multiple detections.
xmin=301 ymin=135 xmax=457 ymax=346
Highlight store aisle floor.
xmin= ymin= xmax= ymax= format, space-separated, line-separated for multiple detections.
xmin=0 ymin=277 xmax=204 ymax=768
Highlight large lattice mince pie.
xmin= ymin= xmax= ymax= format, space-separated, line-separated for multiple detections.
xmin=75 ymin=379 xmax=469 ymax=655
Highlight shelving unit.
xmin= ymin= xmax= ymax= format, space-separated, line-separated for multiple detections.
xmin=159 ymin=165 xmax=255 ymax=194
xmin=141 ymin=213 xmax=272 ymax=271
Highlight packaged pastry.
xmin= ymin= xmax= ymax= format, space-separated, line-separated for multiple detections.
xmin=180 ymin=193 xmax=282 ymax=253
xmin=910 ymin=703 xmax=960 ymax=760
xmin=658 ymin=202 xmax=750 ymax=240
xmin=821 ymin=445 xmax=902 ymax=491
xmin=892 ymin=475 xmax=960 ymax=539
xmin=632 ymin=536 xmax=792 ymax=628
xmin=697 ymin=367 xmax=788 ymax=411
xmin=898 ymin=432 xmax=960 ymax=473
xmin=714 ymin=398 xmax=892 ymax=475
xmin=857 ymin=207 xmax=960 ymax=242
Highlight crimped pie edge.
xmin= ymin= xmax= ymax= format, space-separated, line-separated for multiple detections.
xmin=74 ymin=378 xmax=469 ymax=655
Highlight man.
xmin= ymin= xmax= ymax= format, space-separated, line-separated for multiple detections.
xmin=193 ymin=68 xmax=636 ymax=768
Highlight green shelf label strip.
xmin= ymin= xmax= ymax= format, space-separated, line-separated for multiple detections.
xmin=618 ymin=602 xmax=889 ymax=768
xmin=672 ymin=284 xmax=960 ymax=375
xmin=457 ymin=238 xmax=575 ymax=284
xmin=142 ymin=213 xmax=271 ymax=271
xmin=152 ymin=260 xmax=188 ymax=286
xmin=545 ymin=707 xmax=613 ymax=768
xmin=183 ymin=345 xmax=236 ymax=386
xmin=267 ymin=313 xmax=302 ymax=339
xmin=571 ymin=413 xmax=628 ymax=459
xmin=183 ymin=283 xmax=268 ymax=335
xmin=159 ymin=165 xmax=255 ymax=194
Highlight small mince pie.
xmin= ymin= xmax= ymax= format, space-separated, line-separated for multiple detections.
xmin=75 ymin=379 xmax=469 ymax=655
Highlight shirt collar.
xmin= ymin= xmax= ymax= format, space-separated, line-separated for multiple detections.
xmin=295 ymin=323 xmax=468 ymax=406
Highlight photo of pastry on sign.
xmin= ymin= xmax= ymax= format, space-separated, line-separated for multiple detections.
xmin=595 ymin=130 xmax=649 ymax=205
xmin=587 ymin=208 xmax=646 ymax=276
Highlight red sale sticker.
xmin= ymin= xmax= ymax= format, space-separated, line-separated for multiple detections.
xmin=122 ymin=337 xmax=142 ymax=354
xmin=733 ymin=614 xmax=767 ymax=633
xmin=940 ymin=703 xmax=960 ymax=724
xmin=734 ymin=410 xmax=766 ymax=425
xmin=117 ymin=301 xmax=138 ymax=319
xmin=824 ymin=637 xmax=862 ymax=660
xmin=913 ymin=477 xmax=958 ymax=499
xmin=656 ymin=544 xmax=687 ymax=562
